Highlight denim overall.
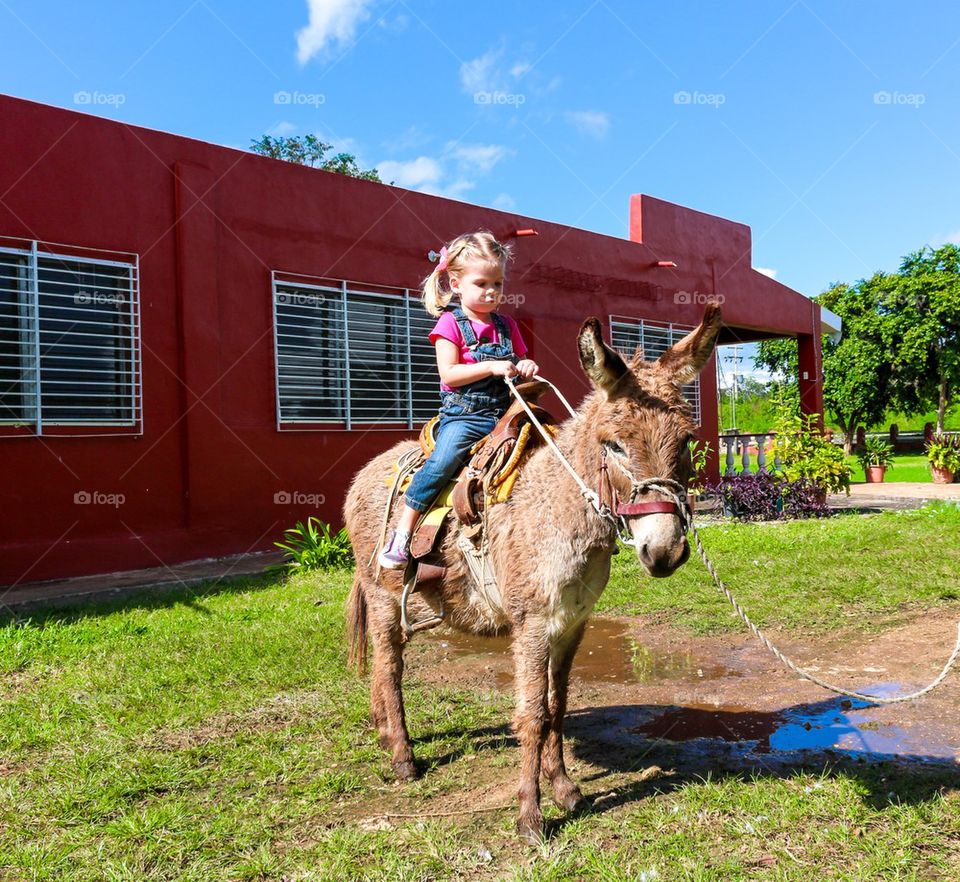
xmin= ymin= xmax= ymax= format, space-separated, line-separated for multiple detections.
xmin=404 ymin=307 xmax=519 ymax=513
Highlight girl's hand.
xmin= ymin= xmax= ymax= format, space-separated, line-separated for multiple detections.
xmin=516 ymin=359 xmax=539 ymax=380
xmin=488 ymin=360 xmax=519 ymax=378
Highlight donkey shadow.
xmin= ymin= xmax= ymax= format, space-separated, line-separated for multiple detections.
xmin=413 ymin=695 xmax=960 ymax=831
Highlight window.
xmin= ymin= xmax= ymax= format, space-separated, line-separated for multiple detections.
xmin=272 ymin=273 xmax=439 ymax=428
xmin=609 ymin=315 xmax=702 ymax=425
xmin=0 ymin=241 xmax=141 ymax=434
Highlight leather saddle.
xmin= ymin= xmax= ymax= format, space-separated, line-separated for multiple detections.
xmin=406 ymin=379 xmax=555 ymax=562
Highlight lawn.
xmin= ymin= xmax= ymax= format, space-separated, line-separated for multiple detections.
xmin=2 ymin=504 xmax=960 ymax=880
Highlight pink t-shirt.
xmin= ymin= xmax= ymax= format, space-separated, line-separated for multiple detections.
xmin=429 ymin=311 xmax=528 ymax=392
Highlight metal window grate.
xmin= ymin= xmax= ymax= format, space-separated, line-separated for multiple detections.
xmin=609 ymin=315 xmax=701 ymax=425
xmin=0 ymin=239 xmax=141 ymax=435
xmin=272 ymin=273 xmax=441 ymax=429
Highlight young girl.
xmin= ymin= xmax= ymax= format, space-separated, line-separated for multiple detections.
xmin=378 ymin=231 xmax=539 ymax=569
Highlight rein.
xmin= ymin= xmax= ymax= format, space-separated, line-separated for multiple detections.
xmin=504 ymin=376 xmax=960 ymax=706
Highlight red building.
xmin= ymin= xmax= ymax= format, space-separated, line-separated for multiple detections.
xmin=0 ymin=93 xmax=832 ymax=588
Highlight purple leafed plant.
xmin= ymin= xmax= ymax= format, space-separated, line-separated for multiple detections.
xmin=707 ymin=472 xmax=831 ymax=521
xmin=781 ymin=476 xmax=831 ymax=519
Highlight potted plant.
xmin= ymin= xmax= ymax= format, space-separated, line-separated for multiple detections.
xmin=857 ymin=437 xmax=894 ymax=483
xmin=926 ymin=433 xmax=960 ymax=484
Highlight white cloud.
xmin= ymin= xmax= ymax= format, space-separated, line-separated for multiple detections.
xmin=377 ymin=142 xmax=510 ymax=202
xmin=492 ymin=193 xmax=516 ymax=210
xmin=377 ymin=156 xmax=442 ymax=189
xmin=267 ymin=120 xmax=298 ymax=137
xmin=460 ymin=45 xmax=532 ymax=95
xmin=296 ymin=0 xmax=376 ymax=64
xmin=460 ymin=47 xmax=504 ymax=94
xmin=754 ymin=266 xmax=778 ymax=279
xmin=564 ymin=110 xmax=610 ymax=139
xmin=446 ymin=143 xmax=511 ymax=174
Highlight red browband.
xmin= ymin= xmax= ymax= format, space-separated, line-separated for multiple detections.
xmin=615 ymin=500 xmax=681 ymax=517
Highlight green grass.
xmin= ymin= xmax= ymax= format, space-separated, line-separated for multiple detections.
xmin=600 ymin=503 xmax=960 ymax=634
xmin=2 ymin=507 xmax=960 ymax=880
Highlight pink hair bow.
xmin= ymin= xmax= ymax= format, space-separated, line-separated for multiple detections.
xmin=436 ymin=245 xmax=449 ymax=272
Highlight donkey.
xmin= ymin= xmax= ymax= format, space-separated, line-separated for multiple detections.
xmin=343 ymin=304 xmax=722 ymax=842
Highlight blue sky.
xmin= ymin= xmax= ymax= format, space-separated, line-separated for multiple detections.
xmin=3 ymin=0 xmax=959 ymax=382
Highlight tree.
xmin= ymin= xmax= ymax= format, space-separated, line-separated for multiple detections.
xmin=250 ymin=134 xmax=382 ymax=182
xmin=881 ymin=244 xmax=960 ymax=433
xmin=756 ymin=279 xmax=894 ymax=453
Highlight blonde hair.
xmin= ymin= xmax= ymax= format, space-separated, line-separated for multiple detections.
xmin=421 ymin=231 xmax=512 ymax=317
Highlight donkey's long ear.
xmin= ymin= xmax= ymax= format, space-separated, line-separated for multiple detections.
xmin=656 ymin=303 xmax=723 ymax=386
xmin=578 ymin=317 xmax=630 ymax=395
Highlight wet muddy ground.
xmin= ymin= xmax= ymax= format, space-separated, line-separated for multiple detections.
xmin=404 ymin=613 xmax=960 ymax=782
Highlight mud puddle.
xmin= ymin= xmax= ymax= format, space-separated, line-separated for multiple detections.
xmin=421 ymin=615 xmax=960 ymax=766
xmin=428 ymin=618 xmax=741 ymax=689
xmin=632 ymin=687 xmax=960 ymax=762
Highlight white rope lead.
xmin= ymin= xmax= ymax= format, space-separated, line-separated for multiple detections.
xmin=686 ymin=515 xmax=960 ymax=705
xmin=505 ymin=375 xmax=960 ymax=706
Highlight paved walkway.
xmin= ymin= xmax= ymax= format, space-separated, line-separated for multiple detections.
xmin=1 ymin=551 xmax=286 ymax=613
xmin=829 ymin=480 xmax=960 ymax=512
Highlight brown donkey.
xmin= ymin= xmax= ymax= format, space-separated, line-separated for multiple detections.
xmin=343 ymin=305 xmax=722 ymax=842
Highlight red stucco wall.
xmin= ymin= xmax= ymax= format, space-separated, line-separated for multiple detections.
xmin=0 ymin=94 xmax=822 ymax=587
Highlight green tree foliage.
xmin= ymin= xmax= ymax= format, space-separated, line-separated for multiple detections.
xmin=881 ymin=244 xmax=960 ymax=432
xmin=756 ymin=279 xmax=893 ymax=452
xmin=250 ymin=134 xmax=382 ymax=182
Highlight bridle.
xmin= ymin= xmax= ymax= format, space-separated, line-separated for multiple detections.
xmin=504 ymin=376 xmax=691 ymax=545
xmin=598 ymin=445 xmax=691 ymax=542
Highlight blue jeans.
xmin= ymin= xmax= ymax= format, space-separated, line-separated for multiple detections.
xmin=404 ymin=401 xmax=498 ymax=512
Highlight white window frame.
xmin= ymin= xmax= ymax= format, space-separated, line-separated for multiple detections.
xmin=609 ymin=314 xmax=702 ymax=426
xmin=271 ymin=271 xmax=439 ymax=430
xmin=0 ymin=238 xmax=142 ymax=436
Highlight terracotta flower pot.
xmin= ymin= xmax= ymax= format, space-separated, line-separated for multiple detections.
xmin=931 ymin=465 xmax=955 ymax=485
xmin=865 ymin=465 xmax=886 ymax=483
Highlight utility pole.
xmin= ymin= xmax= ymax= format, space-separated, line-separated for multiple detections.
xmin=728 ymin=345 xmax=742 ymax=432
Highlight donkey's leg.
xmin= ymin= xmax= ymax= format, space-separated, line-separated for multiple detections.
xmin=512 ymin=623 xmax=550 ymax=843
xmin=542 ymin=621 xmax=587 ymax=812
xmin=369 ymin=611 xmax=418 ymax=781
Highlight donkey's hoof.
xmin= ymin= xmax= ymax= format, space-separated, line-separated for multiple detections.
xmin=392 ymin=759 xmax=419 ymax=782
xmin=517 ymin=813 xmax=544 ymax=845
xmin=553 ymin=785 xmax=585 ymax=812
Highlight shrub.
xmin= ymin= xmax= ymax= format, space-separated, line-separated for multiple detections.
xmin=708 ymin=472 xmax=782 ymax=521
xmin=688 ymin=440 xmax=712 ymax=494
xmin=781 ymin=476 xmax=832 ymax=519
xmin=773 ymin=412 xmax=851 ymax=495
xmin=708 ymin=472 xmax=831 ymax=522
xmin=275 ymin=517 xmax=353 ymax=572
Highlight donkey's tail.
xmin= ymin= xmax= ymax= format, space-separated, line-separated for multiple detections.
xmin=346 ymin=571 xmax=369 ymax=675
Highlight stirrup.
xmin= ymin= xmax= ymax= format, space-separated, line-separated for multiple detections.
xmin=400 ymin=560 xmax=444 ymax=638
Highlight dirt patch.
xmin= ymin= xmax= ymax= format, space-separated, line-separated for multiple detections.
xmin=401 ymin=611 xmax=960 ymax=811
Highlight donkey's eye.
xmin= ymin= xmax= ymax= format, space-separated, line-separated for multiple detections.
xmin=603 ymin=440 xmax=627 ymax=457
